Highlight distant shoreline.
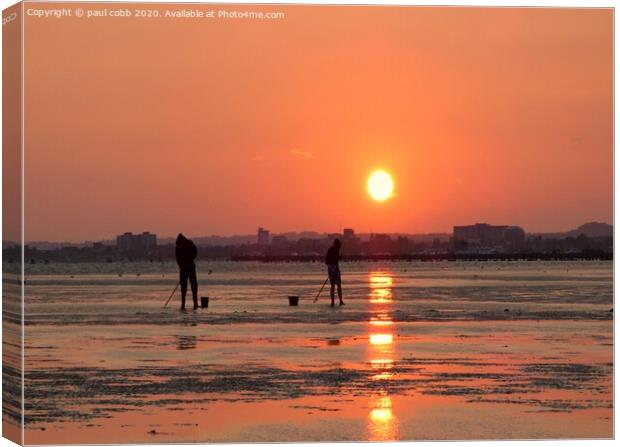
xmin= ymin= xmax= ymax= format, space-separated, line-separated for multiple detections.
xmin=9 ymin=252 xmax=612 ymax=266
xmin=231 ymin=252 xmax=613 ymax=263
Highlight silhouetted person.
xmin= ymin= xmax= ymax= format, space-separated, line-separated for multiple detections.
xmin=175 ymin=233 xmax=198 ymax=310
xmin=325 ymin=239 xmax=344 ymax=307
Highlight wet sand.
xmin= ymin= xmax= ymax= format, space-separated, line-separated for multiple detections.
xmin=20 ymin=261 xmax=613 ymax=443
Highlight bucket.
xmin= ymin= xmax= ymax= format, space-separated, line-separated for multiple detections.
xmin=201 ymin=296 xmax=209 ymax=308
xmin=288 ymin=296 xmax=299 ymax=306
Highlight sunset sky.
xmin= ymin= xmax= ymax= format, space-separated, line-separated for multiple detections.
xmin=22 ymin=5 xmax=612 ymax=242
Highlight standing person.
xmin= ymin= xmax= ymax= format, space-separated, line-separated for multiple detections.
xmin=175 ymin=233 xmax=198 ymax=310
xmin=325 ymin=239 xmax=344 ymax=307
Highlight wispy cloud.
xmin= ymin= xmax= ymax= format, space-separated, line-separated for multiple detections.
xmin=290 ymin=148 xmax=313 ymax=159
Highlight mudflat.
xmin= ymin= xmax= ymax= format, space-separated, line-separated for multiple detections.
xmin=20 ymin=260 xmax=613 ymax=443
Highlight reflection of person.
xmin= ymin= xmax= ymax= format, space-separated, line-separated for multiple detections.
xmin=325 ymin=239 xmax=344 ymax=307
xmin=175 ymin=233 xmax=198 ymax=310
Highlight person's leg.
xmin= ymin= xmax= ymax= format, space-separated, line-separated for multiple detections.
xmin=328 ymin=267 xmax=336 ymax=306
xmin=180 ymin=270 xmax=188 ymax=310
xmin=189 ymin=268 xmax=198 ymax=309
xmin=337 ymin=269 xmax=344 ymax=305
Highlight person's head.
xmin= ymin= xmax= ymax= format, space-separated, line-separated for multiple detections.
xmin=176 ymin=233 xmax=186 ymax=245
xmin=333 ymin=239 xmax=341 ymax=249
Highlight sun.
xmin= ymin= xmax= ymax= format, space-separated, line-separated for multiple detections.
xmin=367 ymin=170 xmax=394 ymax=202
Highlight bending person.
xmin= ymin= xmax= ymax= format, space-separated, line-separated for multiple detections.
xmin=325 ymin=239 xmax=344 ymax=307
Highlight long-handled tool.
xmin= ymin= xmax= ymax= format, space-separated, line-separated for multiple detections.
xmin=163 ymin=281 xmax=181 ymax=308
xmin=313 ymin=277 xmax=329 ymax=303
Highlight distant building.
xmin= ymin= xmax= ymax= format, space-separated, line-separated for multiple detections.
xmin=92 ymin=242 xmax=107 ymax=253
xmin=342 ymin=228 xmax=360 ymax=244
xmin=343 ymin=228 xmax=355 ymax=239
xmin=394 ymin=235 xmax=413 ymax=255
xmin=257 ymin=227 xmax=270 ymax=245
xmin=503 ymin=226 xmax=526 ymax=250
xmin=116 ymin=232 xmax=157 ymax=255
xmin=453 ymin=223 xmax=525 ymax=250
xmin=271 ymin=235 xmax=288 ymax=246
xmin=454 ymin=223 xmax=507 ymax=246
xmin=368 ymin=233 xmax=392 ymax=254
xmin=337 ymin=228 xmax=362 ymax=255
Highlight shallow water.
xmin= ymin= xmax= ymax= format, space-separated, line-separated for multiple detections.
xmin=19 ymin=260 xmax=613 ymax=443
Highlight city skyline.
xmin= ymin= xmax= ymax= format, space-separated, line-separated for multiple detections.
xmin=14 ymin=6 xmax=613 ymax=242
xmin=15 ymin=220 xmax=613 ymax=245
xmin=10 ymin=221 xmax=612 ymax=264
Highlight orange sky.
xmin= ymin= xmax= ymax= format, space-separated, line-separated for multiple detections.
xmin=22 ymin=4 xmax=612 ymax=242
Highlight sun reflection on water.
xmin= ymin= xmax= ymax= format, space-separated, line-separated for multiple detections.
xmin=368 ymin=394 xmax=397 ymax=440
xmin=369 ymin=333 xmax=393 ymax=345
xmin=370 ymin=275 xmax=393 ymax=287
xmin=370 ymin=318 xmax=393 ymax=326
xmin=370 ymin=396 xmax=394 ymax=422
xmin=366 ymin=271 xmax=399 ymax=441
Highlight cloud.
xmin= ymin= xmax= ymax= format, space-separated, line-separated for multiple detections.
xmin=290 ymin=148 xmax=313 ymax=159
